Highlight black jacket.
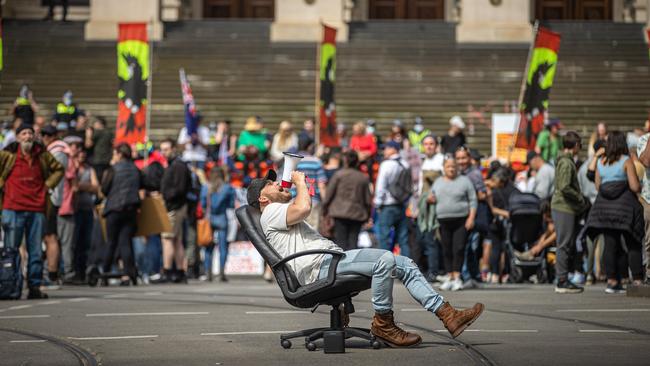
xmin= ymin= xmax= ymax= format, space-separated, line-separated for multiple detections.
xmin=585 ymin=181 xmax=644 ymax=244
xmin=161 ymin=157 xmax=191 ymax=211
xmin=102 ymin=160 xmax=142 ymax=216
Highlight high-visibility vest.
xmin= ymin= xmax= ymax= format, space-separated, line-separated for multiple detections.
xmin=408 ymin=129 xmax=431 ymax=153
xmin=56 ymin=103 xmax=76 ymax=116
xmin=16 ymin=97 xmax=30 ymax=106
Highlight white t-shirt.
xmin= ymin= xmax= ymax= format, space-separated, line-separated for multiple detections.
xmin=177 ymin=126 xmax=211 ymax=162
xmin=260 ymin=202 xmax=342 ymax=285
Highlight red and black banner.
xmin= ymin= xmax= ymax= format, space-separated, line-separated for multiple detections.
xmin=115 ymin=23 xmax=149 ymax=145
xmin=515 ymin=27 xmax=561 ymax=150
xmin=319 ymin=25 xmax=338 ymax=147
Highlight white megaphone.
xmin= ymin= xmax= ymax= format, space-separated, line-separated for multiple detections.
xmin=281 ymin=152 xmax=304 ymax=188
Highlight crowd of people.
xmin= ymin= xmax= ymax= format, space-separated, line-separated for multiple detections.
xmin=2 ymin=85 xmax=650 ymax=300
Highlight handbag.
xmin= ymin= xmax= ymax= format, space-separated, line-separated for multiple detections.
xmin=197 ymin=192 xmax=213 ymax=247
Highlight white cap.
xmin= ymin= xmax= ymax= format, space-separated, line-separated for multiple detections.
xmin=449 ymin=115 xmax=465 ymax=130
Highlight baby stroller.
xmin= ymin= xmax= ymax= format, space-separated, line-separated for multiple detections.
xmin=504 ymin=192 xmax=551 ymax=283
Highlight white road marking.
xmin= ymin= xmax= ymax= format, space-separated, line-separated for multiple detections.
xmin=579 ymin=329 xmax=633 ymax=333
xmin=201 ymin=331 xmax=294 ymax=336
xmin=86 ymin=312 xmax=209 ymax=317
xmin=0 ymin=315 xmax=50 ymax=319
xmin=103 ymin=293 xmax=128 ymax=299
xmin=68 ymin=335 xmax=159 ymax=340
xmin=8 ymin=305 xmax=32 ymax=310
xmin=144 ymin=292 xmax=163 ymax=296
xmin=68 ymin=298 xmax=90 ymax=303
xmin=245 ymin=311 xmax=310 ymax=315
xmin=557 ymin=309 xmax=650 ymax=313
xmin=10 ymin=340 xmax=47 ymax=343
xmin=462 ymin=329 xmax=539 ymax=333
xmin=41 ymin=301 xmax=61 ymax=305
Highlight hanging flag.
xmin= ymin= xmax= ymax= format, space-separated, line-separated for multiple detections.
xmin=115 ymin=23 xmax=149 ymax=145
xmin=179 ymin=68 xmax=199 ymax=136
xmin=515 ymin=26 xmax=561 ymax=150
xmin=319 ymin=25 xmax=338 ymax=147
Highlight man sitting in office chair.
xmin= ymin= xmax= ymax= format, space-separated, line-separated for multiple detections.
xmin=248 ymin=169 xmax=484 ymax=347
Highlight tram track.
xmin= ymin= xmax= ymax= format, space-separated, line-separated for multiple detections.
xmin=0 ymin=327 xmax=99 ymax=366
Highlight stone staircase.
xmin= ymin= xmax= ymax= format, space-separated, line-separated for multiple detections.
xmin=1 ymin=20 xmax=649 ymax=154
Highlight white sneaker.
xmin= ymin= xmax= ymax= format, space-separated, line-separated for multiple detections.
xmin=435 ymin=274 xmax=450 ymax=283
xmin=451 ymin=279 xmax=464 ymax=291
xmin=439 ymin=279 xmax=453 ymax=291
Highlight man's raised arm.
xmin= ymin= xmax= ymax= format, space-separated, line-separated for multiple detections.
xmin=286 ymin=171 xmax=311 ymax=226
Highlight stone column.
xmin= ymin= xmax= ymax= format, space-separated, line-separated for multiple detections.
xmin=85 ymin=0 xmax=163 ymax=41
xmin=270 ymin=0 xmax=348 ymax=42
xmin=456 ymin=0 xmax=532 ymax=43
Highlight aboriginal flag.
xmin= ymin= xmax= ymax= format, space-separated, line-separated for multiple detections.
xmin=115 ymin=23 xmax=149 ymax=145
xmin=515 ymin=27 xmax=561 ymax=150
xmin=319 ymin=25 xmax=338 ymax=147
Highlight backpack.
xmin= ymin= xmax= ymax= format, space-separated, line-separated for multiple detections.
xmin=387 ymin=158 xmax=413 ymax=204
xmin=0 ymin=246 xmax=22 ymax=300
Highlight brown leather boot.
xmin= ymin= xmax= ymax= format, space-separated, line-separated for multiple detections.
xmin=371 ymin=311 xmax=422 ymax=347
xmin=435 ymin=302 xmax=484 ymax=338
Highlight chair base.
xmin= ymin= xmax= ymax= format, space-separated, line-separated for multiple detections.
xmin=279 ymin=305 xmax=381 ymax=353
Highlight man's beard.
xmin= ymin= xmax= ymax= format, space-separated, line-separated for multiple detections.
xmin=20 ymin=141 xmax=33 ymax=153
xmin=273 ymin=191 xmax=292 ymax=204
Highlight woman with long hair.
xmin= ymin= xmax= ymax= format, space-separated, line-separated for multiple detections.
xmin=588 ymin=122 xmax=608 ymax=158
xmin=269 ymin=120 xmax=298 ymax=163
xmin=201 ymin=166 xmax=236 ymax=282
xmin=586 ymin=131 xmax=644 ymax=293
xmin=430 ymin=156 xmax=477 ymax=291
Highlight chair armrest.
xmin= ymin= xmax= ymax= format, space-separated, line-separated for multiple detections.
xmin=275 ymin=250 xmax=346 ymax=301
xmin=273 ymin=249 xmax=344 ymax=269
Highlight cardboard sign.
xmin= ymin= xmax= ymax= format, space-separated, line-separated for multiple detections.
xmin=136 ymin=196 xmax=172 ymax=237
xmin=492 ymin=113 xmax=527 ymax=163
xmin=213 ymin=241 xmax=265 ymax=276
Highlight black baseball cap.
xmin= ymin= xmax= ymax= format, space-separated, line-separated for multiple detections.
xmin=247 ymin=169 xmax=278 ymax=209
xmin=41 ymin=125 xmax=58 ymax=136
xmin=526 ymin=150 xmax=540 ymax=165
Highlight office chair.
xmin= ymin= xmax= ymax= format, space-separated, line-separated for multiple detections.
xmin=236 ymin=205 xmax=380 ymax=353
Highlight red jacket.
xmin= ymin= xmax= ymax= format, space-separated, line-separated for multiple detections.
xmin=350 ymin=133 xmax=377 ymax=157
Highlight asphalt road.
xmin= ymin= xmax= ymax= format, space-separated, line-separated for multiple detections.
xmin=1 ymin=279 xmax=649 ymax=366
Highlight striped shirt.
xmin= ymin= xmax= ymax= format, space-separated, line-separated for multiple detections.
xmin=291 ymin=155 xmax=327 ymax=202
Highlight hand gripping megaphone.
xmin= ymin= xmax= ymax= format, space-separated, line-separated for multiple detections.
xmin=281 ymin=152 xmax=304 ymax=188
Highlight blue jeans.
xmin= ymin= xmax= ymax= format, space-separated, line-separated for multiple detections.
xmin=319 ymin=249 xmax=444 ymax=314
xmin=462 ymin=230 xmax=481 ymax=282
xmin=147 ymin=235 xmax=162 ymax=274
xmin=417 ymin=227 xmax=440 ymax=276
xmin=133 ymin=236 xmax=147 ymax=275
xmin=2 ymin=210 xmax=46 ymax=288
xmin=376 ymin=205 xmax=411 ymax=259
xmin=204 ymin=226 xmax=229 ymax=274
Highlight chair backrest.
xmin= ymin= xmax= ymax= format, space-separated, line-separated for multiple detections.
xmin=235 ymin=205 xmax=302 ymax=293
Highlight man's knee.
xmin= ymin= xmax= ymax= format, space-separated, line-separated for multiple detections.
xmin=374 ymin=251 xmax=396 ymax=274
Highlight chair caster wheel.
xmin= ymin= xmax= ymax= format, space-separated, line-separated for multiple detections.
xmin=281 ymin=339 xmax=292 ymax=349
xmin=371 ymin=340 xmax=381 ymax=349
xmin=306 ymin=342 xmax=317 ymax=351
